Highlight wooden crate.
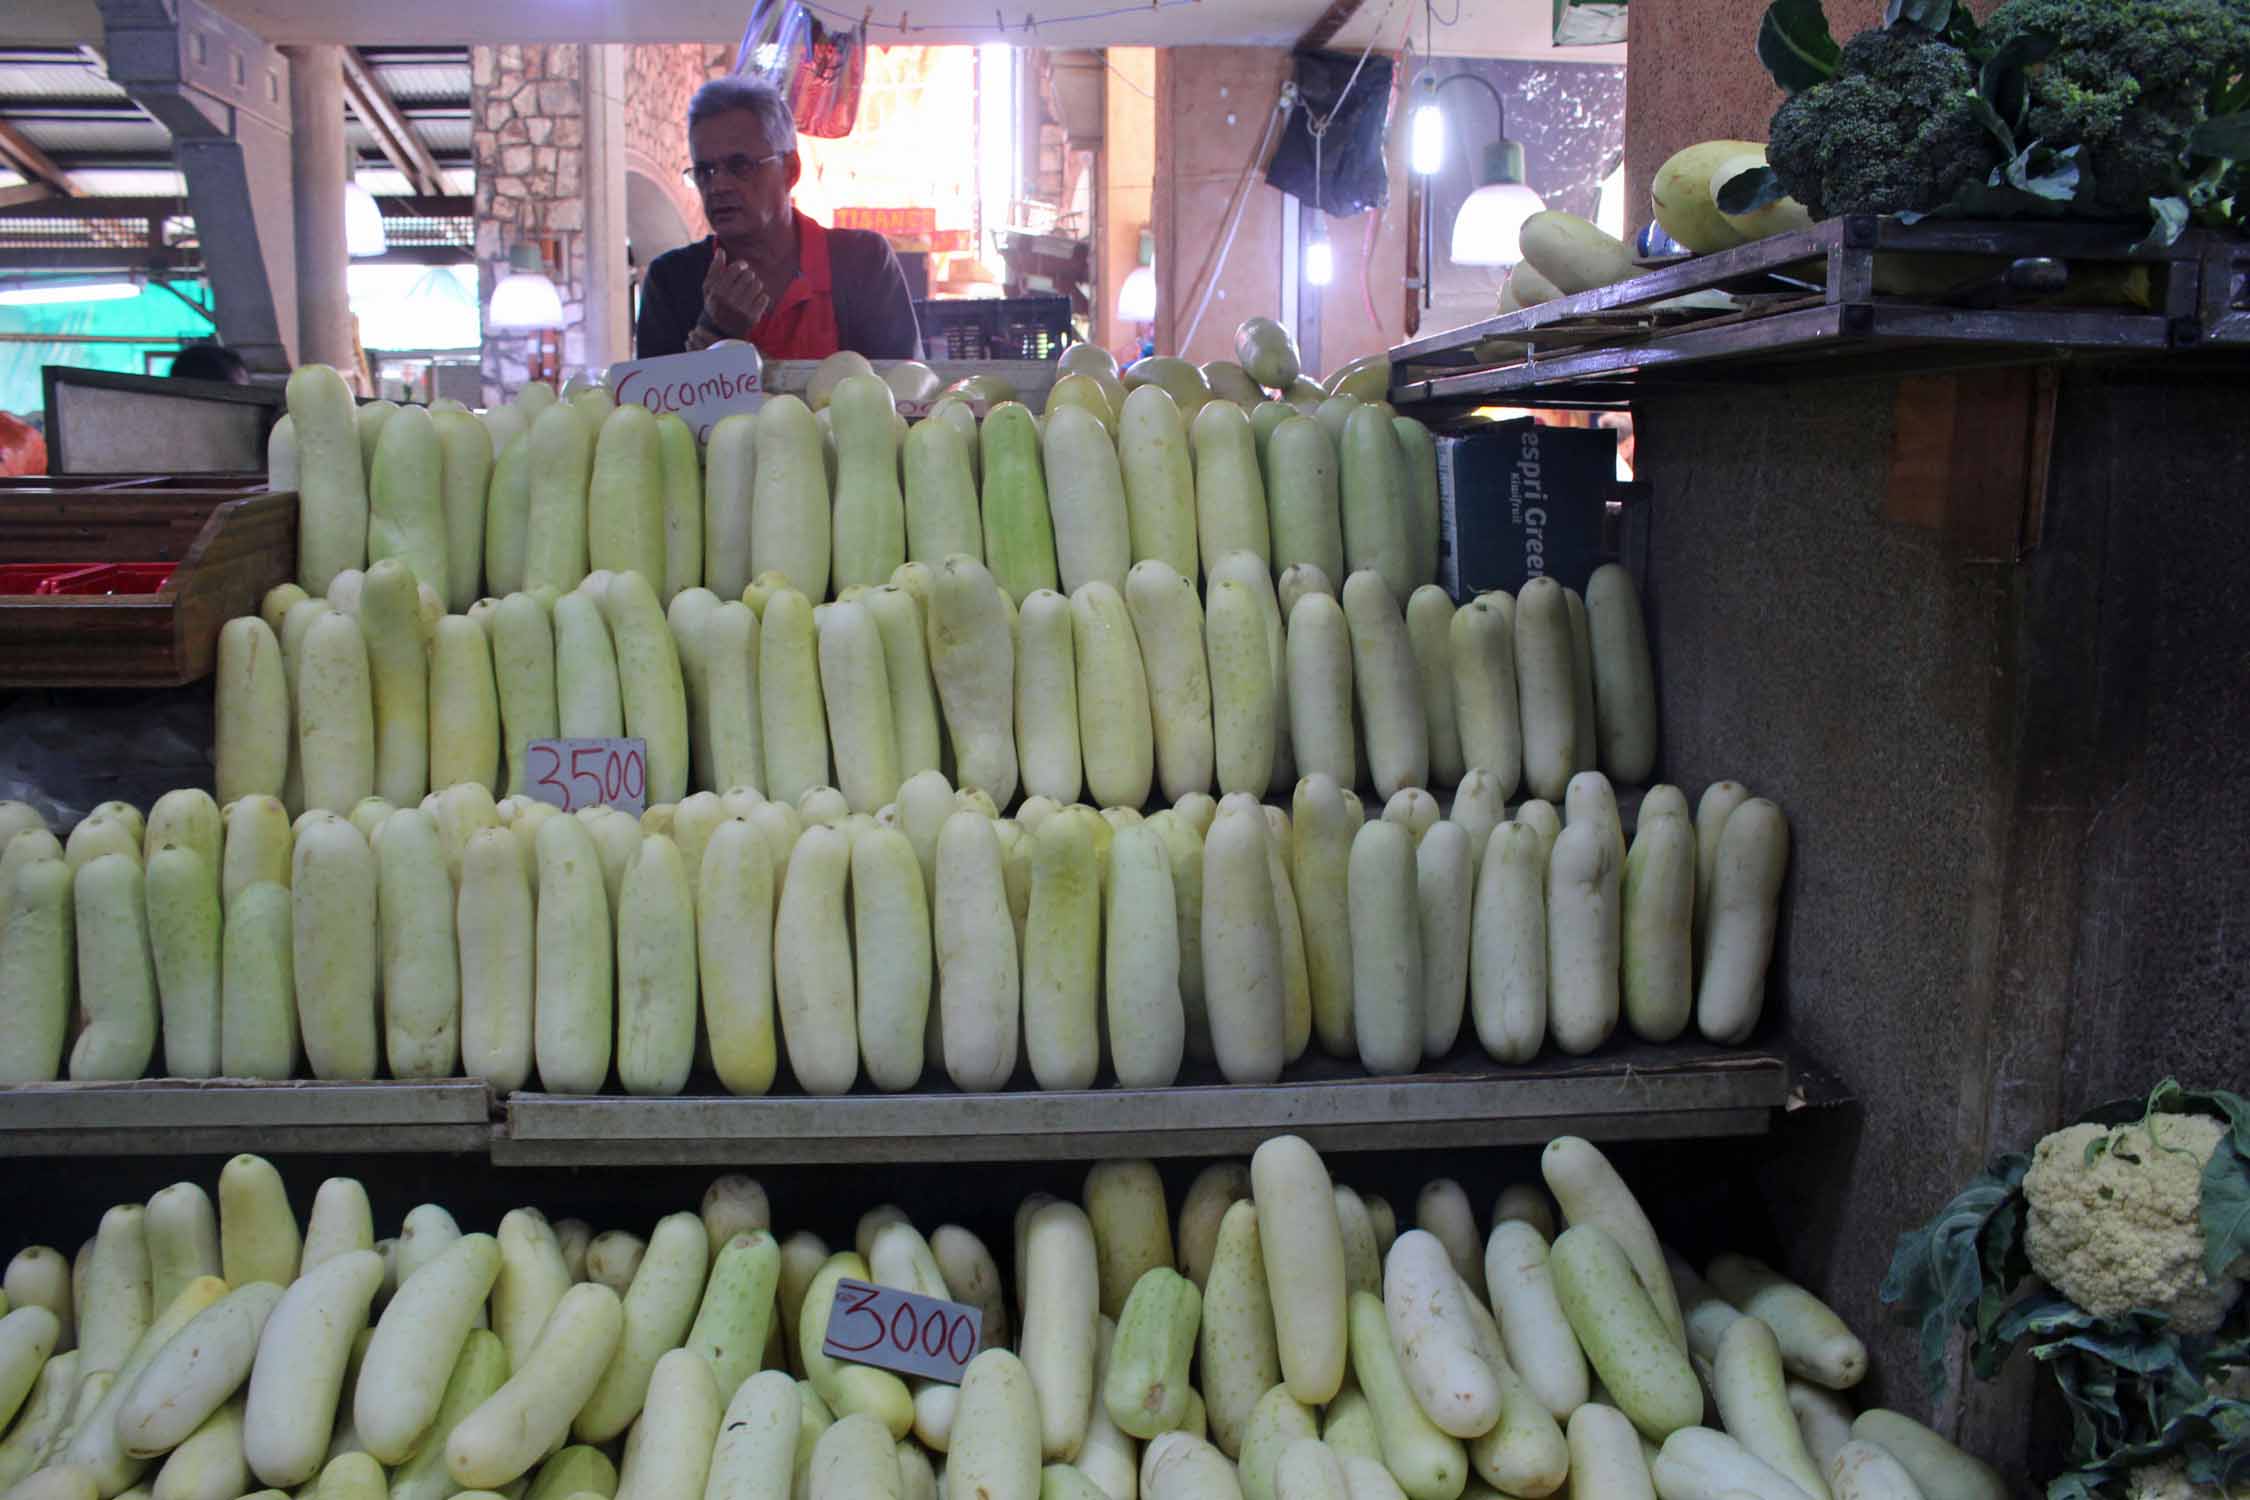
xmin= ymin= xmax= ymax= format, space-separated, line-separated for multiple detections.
xmin=0 ymin=487 xmax=296 ymax=687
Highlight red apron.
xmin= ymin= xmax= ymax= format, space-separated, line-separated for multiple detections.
xmin=744 ymin=211 xmax=842 ymax=360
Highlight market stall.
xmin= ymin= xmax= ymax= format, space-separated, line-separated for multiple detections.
xmin=0 ymin=2 xmax=2244 ymax=1499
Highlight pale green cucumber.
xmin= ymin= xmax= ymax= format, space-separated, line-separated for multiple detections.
xmin=653 ymin=410 xmax=702 ymax=602
xmin=553 ymin=590 xmax=625 ymax=739
xmin=1117 ymin=385 xmax=1199 ymax=579
xmin=927 ymin=556 xmax=1017 ymax=807
xmin=533 ymin=813 xmax=614 ymax=1093
xmin=1451 ymin=597 xmax=1521 ymax=800
xmin=1394 ymin=416 xmax=1441 ymax=592
xmin=1267 ymin=415 xmax=1345 ymax=585
xmin=588 ymin=404 xmax=665 ymax=588
xmin=145 ymin=845 xmax=220 ymax=1078
xmin=298 ymin=610 xmax=376 ymax=813
xmin=492 ymin=592 xmax=560 ymax=798
xmin=1069 ymin=581 xmax=1153 ymax=810
xmin=829 ymin=373 xmax=906 ymax=590
xmin=286 ymin=365 xmax=368 ymax=595
xmin=484 ymin=431 xmax=534 ymax=598
xmin=902 ymin=414 xmax=982 ymax=565
xmin=69 ymin=853 xmax=158 ymax=1081
xmin=367 ymin=403 xmax=449 ymax=599
xmin=0 ymin=857 xmax=72 ymax=1083
xmin=1015 ymin=590 xmax=1082 ymax=803
xmin=1043 ymin=404 xmax=1132 ymax=594
xmin=1023 ymin=809 xmax=1100 ymax=1091
xmin=981 ymin=402 xmax=1059 ymax=604
xmin=1192 ymin=400 xmax=1270 ymax=574
xmin=428 ymin=614 xmax=501 ymax=793
xmin=433 ymin=408 xmax=492 ymax=612
xmin=359 ymin=560 xmax=431 ymax=805
xmin=214 ymin=617 xmax=290 ymax=803
xmin=524 ymin=402 xmax=595 ymax=594
xmin=1549 ymin=1225 xmax=1700 ymax=1442
xmin=703 ymin=410 xmax=758 ymax=598
xmin=750 ymin=395 xmax=830 ymax=600
xmin=600 ymin=570 xmax=692 ymax=805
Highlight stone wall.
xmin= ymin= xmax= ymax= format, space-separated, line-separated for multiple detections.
xmin=471 ymin=43 xmax=590 ymax=403
xmin=625 ymin=44 xmax=731 ymax=249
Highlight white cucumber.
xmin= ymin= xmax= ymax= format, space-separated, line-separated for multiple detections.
xmin=493 ymin=591 xmax=559 ymax=797
xmin=1342 ymin=571 xmax=1428 ymax=799
xmin=1200 ymin=806 xmax=1285 ymax=1084
xmin=1394 ymin=416 xmax=1441 ymax=590
xmin=699 ymin=817 xmax=777 ymax=1096
xmin=358 ymin=560 xmax=430 ymax=805
xmin=1242 ymin=1386 xmax=1321 ymax=1500
xmin=864 ymin=585 xmax=941 ymax=784
xmin=1021 ymin=1201 xmax=1101 ymax=1461
xmin=1104 ymin=823 xmax=1184 ymax=1087
xmin=749 ymin=396 xmax=831 ymax=598
xmin=1714 ymin=1315 xmax=1829 ymax=1500
xmin=446 ymin=1283 xmax=624 ymax=1490
xmin=601 ymin=570 xmax=692 ymax=805
xmin=1207 ymin=579 xmax=1276 ymax=797
xmin=297 ymin=610 xmax=376 ymax=813
xmin=902 ymin=414 xmax=982 ymax=565
xmin=927 ymin=555 xmax=1018 ymax=807
xmin=1193 ymin=401 xmax=1271 ymax=573
xmin=1347 ymin=820 xmax=1422 ymax=1076
xmin=1290 ymin=775 xmax=1357 ymax=1059
xmin=1828 ymin=1441 xmax=1927 ymax=1500
xmin=1070 ymin=581 xmax=1155 ymax=811
xmin=1485 ymin=1221 xmax=1589 ymax=1420
xmin=485 ymin=429 xmax=533 ymax=598
xmin=1623 ymin=811 xmax=1696 ymax=1043
xmin=524 ymin=400 xmax=595 ymax=594
xmin=1546 ymin=820 xmax=1620 ymax=1057
xmin=829 ymin=374 xmax=906 ymax=590
xmin=241 ymin=1250 xmax=383 ymax=1488
xmin=616 ymin=834 xmax=697 ymax=1095
xmin=818 ymin=599 xmax=901 ymax=814
xmin=655 ymin=411 xmax=703 ymax=601
xmin=1347 ymin=1289 xmax=1469 ymax=1500
xmin=1211 ymin=550 xmax=1293 ymax=792
xmin=1585 ymin=563 xmax=1657 ymax=782
xmin=142 ymin=1183 xmax=220 ymax=1312
xmin=1016 ymin=590 xmax=1084 ymax=803
xmin=1564 ymin=588 xmax=1597 ymax=774
xmin=214 ymin=617 xmax=290 ymax=803
xmin=428 ymin=614 xmax=501 ymax=793
xmin=1199 ymin=1201 xmax=1280 ymax=1458
xmin=434 ymin=407 xmax=492 ymax=612
xmin=1513 ymin=580 xmax=1577 ymax=802
xmin=355 ymin=1232 xmax=500 ymax=1464
xmin=1024 ymin=809 xmax=1101 ymax=1091
xmin=1339 ymin=404 xmax=1412 ymax=603
xmin=1406 ymin=586 xmax=1463 ymax=787
xmin=1650 ymin=1427 xmax=1813 ymax=1500
xmin=1287 ymin=592 xmax=1357 ymax=790
xmin=1044 ymin=403 xmax=1133 ymax=593
xmin=1550 ymin=1227 xmax=1701 ymax=1443
xmin=1469 ymin=821 xmax=1547 ymax=1063
xmin=286 ymin=365 xmax=368 ymax=595
xmin=577 ymin=1212 xmax=709 ymax=1443
xmin=934 ymin=809 xmax=1019 ymax=1091
xmin=1266 ymin=414 xmax=1345 ymax=584
xmin=1695 ymin=800 xmax=1789 ymax=1046
xmin=1568 ymin=1405 xmax=1658 ymax=1500
xmin=852 ymin=828 xmax=930 ymax=1091
xmin=704 ymin=410 xmax=758 ymax=597
xmin=1125 ymin=559 xmax=1216 ymax=803
xmin=704 ymin=600 xmax=766 ymax=794
xmin=1417 ymin=820 xmax=1473 ymax=1059
xmin=703 ymin=1368 xmax=798 ymax=1500
xmin=533 ymin=812 xmax=614 ymax=1093
xmin=1117 ymin=385 xmax=1199 ymax=579
xmin=757 ymin=587 xmax=831 ymax=806
xmin=1705 ymin=1255 xmax=1864 ymax=1392
xmin=1253 ymin=1135 xmax=1348 ymax=1405
xmin=1147 ymin=810 xmax=1209 ymax=1062
xmin=1847 ymin=1411 xmax=2005 ymax=1500
xmin=1451 ymin=599 xmax=1521 ymax=801
xmin=142 ymin=845 xmax=219 ymax=1078
xmin=1540 ymin=1137 xmax=1687 ymax=1350
xmin=367 ymin=402 xmax=449 ymax=597
xmin=458 ymin=824 xmax=534 ymax=1093
xmin=615 ymin=1347 xmax=721 ymax=1500
xmin=775 ymin=826 xmax=858 ymax=1094
xmin=1383 ymin=1230 xmax=1500 ymax=1439
xmin=588 ymin=404 xmax=664 ymax=586
xmin=377 ymin=808 xmax=460 ymax=1077
xmin=951 ymin=1350 xmax=1043 ymax=1500
xmin=554 ymin=589 xmax=626 ymax=739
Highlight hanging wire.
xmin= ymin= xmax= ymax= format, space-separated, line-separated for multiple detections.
xmin=791 ymin=0 xmax=1200 ymax=36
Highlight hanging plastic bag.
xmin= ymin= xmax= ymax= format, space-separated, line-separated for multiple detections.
xmin=787 ymin=12 xmax=867 ymax=139
xmin=1265 ymin=50 xmax=1395 ymax=217
xmin=734 ymin=0 xmax=812 ymax=89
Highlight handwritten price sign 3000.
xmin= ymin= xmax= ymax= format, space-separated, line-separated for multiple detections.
xmin=819 ymin=1278 xmax=984 ymax=1385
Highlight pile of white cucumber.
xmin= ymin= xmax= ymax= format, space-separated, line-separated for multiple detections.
xmin=0 ymin=1135 xmax=2000 ymax=1500
xmin=0 ymin=767 xmax=1786 ymax=1091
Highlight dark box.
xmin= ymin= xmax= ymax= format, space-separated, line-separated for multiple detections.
xmin=1437 ymin=419 xmax=1619 ymax=598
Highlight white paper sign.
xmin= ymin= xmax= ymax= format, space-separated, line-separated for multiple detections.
xmin=819 ymin=1278 xmax=984 ymax=1384
xmin=605 ymin=345 xmax=765 ymax=441
xmin=522 ymin=737 xmax=649 ymax=816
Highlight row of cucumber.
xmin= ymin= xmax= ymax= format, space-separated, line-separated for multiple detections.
xmin=0 ymin=1136 xmax=1998 ymax=1500
xmin=270 ymin=341 xmax=1444 ymax=641
xmin=0 ymin=727 xmax=1783 ymax=1091
xmin=211 ymin=545 xmax=1652 ymax=842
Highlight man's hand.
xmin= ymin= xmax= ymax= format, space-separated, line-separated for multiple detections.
xmin=702 ymin=245 xmax=772 ymax=337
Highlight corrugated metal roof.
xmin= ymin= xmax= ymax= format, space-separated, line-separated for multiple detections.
xmin=347 ymin=114 xmax=471 ymax=158
xmin=0 ymin=55 xmax=129 ymax=105
xmin=366 ymin=60 xmax=471 ymax=106
xmin=6 ymin=114 xmax=171 ymax=159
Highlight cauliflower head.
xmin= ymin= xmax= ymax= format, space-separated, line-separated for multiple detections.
xmin=2023 ymin=1112 xmax=2246 ymax=1335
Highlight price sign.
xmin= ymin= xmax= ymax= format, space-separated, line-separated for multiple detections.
xmin=819 ymin=1278 xmax=983 ymax=1384
xmin=605 ymin=344 xmax=766 ymax=442
xmin=524 ymin=738 xmax=649 ymax=815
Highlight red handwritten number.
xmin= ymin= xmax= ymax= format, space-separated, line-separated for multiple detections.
xmin=569 ymin=747 xmax=606 ymax=810
xmin=889 ymin=1302 xmax=917 ymax=1354
xmin=947 ymin=1311 xmax=976 ymax=1365
xmin=919 ymin=1307 xmax=947 ymax=1357
xmin=624 ymin=748 xmax=647 ymax=800
xmin=828 ymin=1284 xmax=886 ymax=1354
xmin=605 ymin=750 xmax=625 ymax=800
xmin=532 ymin=745 xmax=568 ymax=806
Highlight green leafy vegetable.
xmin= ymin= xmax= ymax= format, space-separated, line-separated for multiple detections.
xmin=1879 ymin=1151 xmax=2030 ymax=1396
xmin=1885 ymin=0 xmax=1956 ymax=33
xmin=1758 ymin=0 xmax=1843 ymax=93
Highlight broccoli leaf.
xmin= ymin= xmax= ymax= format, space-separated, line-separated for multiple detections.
xmin=1757 ymin=0 xmax=1841 ymax=94
xmin=2138 ymin=197 xmax=2193 ymax=250
xmin=2189 ymin=113 xmax=2250 ymax=160
xmin=1715 ymin=165 xmax=1788 ymax=216
xmin=1977 ymin=29 xmax=2056 ymax=141
xmin=1881 ymin=1151 xmax=2031 ymax=1398
xmin=1884 ymin=0 xmax=1955 ymax=31
xmin=2005 ymin=143 xmax=2086 ymax=204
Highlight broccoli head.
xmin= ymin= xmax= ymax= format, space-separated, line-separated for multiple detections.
xmin=1983 ymin=0 xmax=2250 ymax=218
xmin=1767 ymin=26 xmax=2007 ymax=220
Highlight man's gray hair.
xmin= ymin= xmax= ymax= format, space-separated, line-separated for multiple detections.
xmin=688 ymin=76 xmax=798 ymax=153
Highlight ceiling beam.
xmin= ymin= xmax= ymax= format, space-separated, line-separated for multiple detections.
xmin=1294 ymin=0 xmax=1369 ymax=52
xmin=339 ymin=46 xmax=446 ymax=197
xmin=0 ymin=181 xmax=59 ymax=208
xmin=0 ymin=117 xmax=80 ymax=197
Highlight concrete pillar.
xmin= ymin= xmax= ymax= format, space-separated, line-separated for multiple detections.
xmin=285 ymin=45 xmax=353 ymax=373
xmin=582 ymin=43 xmax=631 ymax=373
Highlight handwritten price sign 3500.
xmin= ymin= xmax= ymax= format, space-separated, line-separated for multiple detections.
xmin=523 ymin=737 xmax=649 ymax=816
xmin=820 ymin=1278 xmax=984 ymax=1385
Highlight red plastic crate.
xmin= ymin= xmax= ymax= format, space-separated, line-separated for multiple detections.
xmin=0 ymin=562 xmax=177 ymax=596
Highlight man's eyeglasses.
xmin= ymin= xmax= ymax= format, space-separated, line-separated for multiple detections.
xmin=687 ymin=152 xmax=783 ymax=189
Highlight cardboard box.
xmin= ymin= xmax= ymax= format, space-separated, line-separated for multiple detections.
xmin=1437 ymin=420 xmax=1621 ymax=598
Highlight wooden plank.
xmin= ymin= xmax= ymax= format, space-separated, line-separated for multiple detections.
xmin=340 ymin=48 xmax=447 ymax=198
xmin=0 ymin=118 xmax=78 ymax=197
xmin=1883 ymin=368 xmax=2053 ymax=562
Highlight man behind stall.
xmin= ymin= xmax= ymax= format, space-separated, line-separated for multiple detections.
xmin=636 ymin=76 xmax=921 ymax=363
